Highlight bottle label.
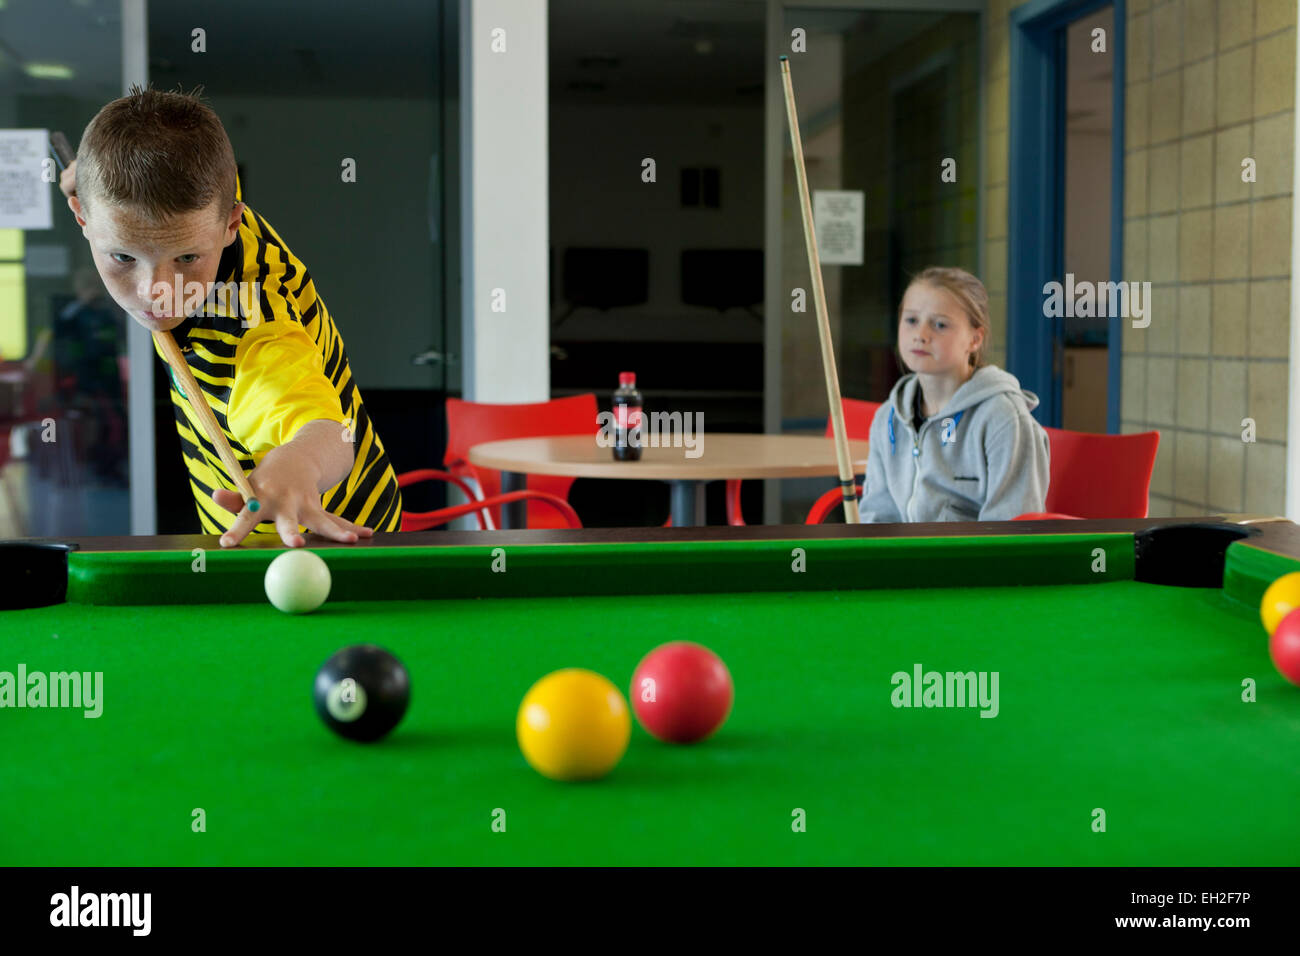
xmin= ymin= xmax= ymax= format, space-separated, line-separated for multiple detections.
xmin=616 ymin=405 xmax=642 ymax=432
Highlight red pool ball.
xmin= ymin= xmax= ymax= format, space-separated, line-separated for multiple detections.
xmin=630 ymin=641 xmax=733 ymax=743
xmin=1270 ymin=608 xmax=1300 ymax=687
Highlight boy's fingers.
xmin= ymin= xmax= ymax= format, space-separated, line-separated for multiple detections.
xmin=275 ymin=513 xmax=306 ymax=549
xmin=305 ymin=509 xmax=359 ymax=544
xmin=212 ymin=488 xmax=245 ymax=513
xmin=219 ymin=509 xmax=260 ymax=548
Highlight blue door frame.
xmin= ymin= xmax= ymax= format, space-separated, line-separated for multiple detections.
xmin=1007 ymin=0 xmax=1126 ymax=431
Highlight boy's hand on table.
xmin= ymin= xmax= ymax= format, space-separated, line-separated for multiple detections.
xmin=212 ymin=437 xmax=373 ymax=548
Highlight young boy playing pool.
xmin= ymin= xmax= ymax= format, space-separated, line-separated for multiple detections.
xmin=60 ymin=85 xmax=402 ymax=547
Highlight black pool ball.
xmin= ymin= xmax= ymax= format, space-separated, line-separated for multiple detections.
xmin=313 ymin=644 xmax=411 ymax=742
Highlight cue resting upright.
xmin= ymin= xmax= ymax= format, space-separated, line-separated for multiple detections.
xmin=778 ymin=57 xmax=860 ymax=524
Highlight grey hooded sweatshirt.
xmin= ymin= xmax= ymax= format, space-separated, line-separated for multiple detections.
xmin=858 ymin=365 xmax=1051 ymax=523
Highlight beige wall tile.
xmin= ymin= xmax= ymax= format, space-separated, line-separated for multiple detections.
xmin=1150 ymin=432 xmax=1175 ymax=495
xmin=1153 ymin=2 xmax=1184 ymax=75
xmin=1149 ymin=143 xmax=1181 ymax=211
xmin=1213 ymin=204 xmax=1251 ymax=279
xmin=1174 ymin=430 xmax=1209 ymax=502
xmin=1217 ymin=45 xmax=1255 ymax=125
xmin=1248 ymin=279 xmax=1290 ymax=356
xmin=1208 ymin=436 xmax=1246 ymax=510
xmin=1130 ymin=0 xmax=1152 ymax=14
xmin=1129 ymin=12 xmax=1153 ymax=82
xmin=1179 ymin=283 xmax=1212 ymax=353
xmin=1220 ymin=0 xmax=1256 ymax=50
xmin=1209 ymin=357 xmax=1248 ymax=432
xmin=1149 ymin=285 xmax=1179 ymax=351
xmin=985 ymin=238 xmax=1007 ymax=294
xmin=1127 ymin=81 xmax=1151 ymax=149
xmin=1150 ymin=214 xmax=1179 ymax=281
xmin=1148 ymin=493 xmax=1176 ymax=517
xmin=1253 ymin=112 xmax=1294 ymax=195
xmin=1150 ymin=71 xmax=1183 ymax=142
xmin=1256 ymin=0 xmax=1297 ymax=35
xmin=988 ymin=76 xmax=1009 ymax=130
xmin=985 ymin=184 xmax=1008 ymax=239
xmin=1127 ymin=149 xmax=1150 ymax=216
xmin=1254 ymin=32 xmax=1296 ymax=115
xmin=1183 ymin=59 xmax=1216 ymax=134
xmin=1122 ymin=356 xmax=1147 ymax=418
xmin=1244 ymin=440 xmax=1286 ymax=513
xmin=1186 ymin=0 xmax=1218 ymax=61
xmin=989 ymin=26 xmax=1010 ymax=80
xmin=1125 ymin=217 xmax=1149 ymax=276
xmin=1148 ymin=355 xmax=1177 ymax=422
xmin=1174 ymin=501 xmax=1208 ymax=517
xmin=1250 ymin=196 xmax=1291 ymax=276
xmin=1211 ymin=282 xmax=1249 ymax=355
xmin=1176 ymin=357 xmax=1210 ymax=427
xmin=987 ymin=129 xmax=1008 ymax=185
xmin=1214 ymin=123 xmax=1254 ymax=203
xmin=1179 ymin=207 xmax=1214 ymax=279
xmin=1248 ymin=360 xmax=1289 ymax=439
xmin=1180 ymin=134 xmax=1214 ymax=208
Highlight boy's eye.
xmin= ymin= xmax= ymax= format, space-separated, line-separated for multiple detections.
xmin=178 ymin=254 xmax=199 ymax=264
xmin=935 ymin=322 xmax=947 ymax=331
xmin=110 ymin=253 xmax=136 ymax=264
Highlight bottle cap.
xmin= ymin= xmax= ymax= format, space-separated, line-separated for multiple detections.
xmin=618 ymin=372 xmax=636 ymax=387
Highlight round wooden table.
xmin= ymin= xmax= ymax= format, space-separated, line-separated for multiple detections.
xmin=467 ymin=433 xmax=870 ymax=527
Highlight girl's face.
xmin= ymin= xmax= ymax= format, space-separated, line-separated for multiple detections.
xmin=897 ymin=282 xmax=984 ymax=377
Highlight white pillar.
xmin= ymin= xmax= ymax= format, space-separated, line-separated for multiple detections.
xmin=1288 ymin=18 xmax=1300 ymax=521
xmin=124 ymin=0 xmax=155 ymax=534
xmin=460 ymin=0 xmax=549 ymax=402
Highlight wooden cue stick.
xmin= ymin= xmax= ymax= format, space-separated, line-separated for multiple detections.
xmin=154 ymin=330 xmax=260 ymax=516
xmin=779 ymin=56 xmax=858 ymax=523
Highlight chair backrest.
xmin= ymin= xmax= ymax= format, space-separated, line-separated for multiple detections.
xmin=824 ymin=398 xmax=881 ymax=441
xmin=1043 ymin=427 xmax=1160 ymax=519
xmin=444 ymin=394 xmax=599 ymax=527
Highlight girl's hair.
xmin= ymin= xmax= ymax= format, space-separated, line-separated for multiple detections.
xmin=898 ymin=266 xmax=991 ymax=369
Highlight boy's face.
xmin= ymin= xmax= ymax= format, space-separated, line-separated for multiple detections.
xmin=897 ymin=281 xmax=983 ymax=376
xmin=69 ymin=193 xmax=243 ymax=333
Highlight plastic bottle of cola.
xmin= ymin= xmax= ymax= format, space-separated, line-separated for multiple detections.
xmin=612 ymin=372 xmax=643 ymax=461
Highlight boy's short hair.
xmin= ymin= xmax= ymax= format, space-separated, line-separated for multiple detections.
xmin=77 ymin=83 xmax=237 ymax=223
xmin=899 ymin=266 xmax=992 ymax=369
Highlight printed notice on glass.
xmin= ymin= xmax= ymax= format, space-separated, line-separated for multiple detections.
xmin=0 ymin=129 xmax=53 ymax=230
xmin=812 ymin=190 xmax=864 ymax=265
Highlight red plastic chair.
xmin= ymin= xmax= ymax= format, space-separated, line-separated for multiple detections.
xmin=397 ymin=469 xmax=581 ymax=531
xmin=1013 ymin=427 xmax=1160 ymax=520
xmin=727 ymin=398 xmax=880 ymax=526
xmin=443 ymin=394 xmax=598 ymax=529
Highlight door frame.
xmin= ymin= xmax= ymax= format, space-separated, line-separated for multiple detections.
xmin=1008 ymin=0 xmax=1126 ymax=430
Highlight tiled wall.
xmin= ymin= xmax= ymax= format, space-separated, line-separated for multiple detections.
xmin=1122 ymin=0 xmax=1294 ymax=516
xmin=990 ymin=0 xmax=1295 ymax=517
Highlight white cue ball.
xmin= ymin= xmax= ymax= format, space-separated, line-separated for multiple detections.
xmin=264 ymin=549 xmax=332 ymax=614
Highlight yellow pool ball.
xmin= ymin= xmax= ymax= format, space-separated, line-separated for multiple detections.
xmin=516 ymin=669 xmax=631 ymax=782
xmin=1261 ymin=572 xmax=1300 ymax=634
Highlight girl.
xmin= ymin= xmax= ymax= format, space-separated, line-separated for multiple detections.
xmin=859 ymin=267 xmax=1050 ymax=522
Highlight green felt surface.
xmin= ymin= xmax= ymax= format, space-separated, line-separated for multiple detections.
xmin=3 ymin=573 xmax=1300 ymax=865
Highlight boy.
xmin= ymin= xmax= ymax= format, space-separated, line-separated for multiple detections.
xmin=60 ymin=85 xmax=402 ymax=547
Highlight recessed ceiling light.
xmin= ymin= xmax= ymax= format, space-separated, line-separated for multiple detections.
xmin=24 ymin=63 xmax=75 ymax=80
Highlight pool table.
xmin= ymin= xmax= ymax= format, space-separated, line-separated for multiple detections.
xmin=2 ymin=517 xmax=1299 ymax=866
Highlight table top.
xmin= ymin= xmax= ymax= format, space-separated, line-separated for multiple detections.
xmin=5 ymin=519 xmax=1300 ymax=865
xmin=467 ymin=433 xmax=870 ymax=480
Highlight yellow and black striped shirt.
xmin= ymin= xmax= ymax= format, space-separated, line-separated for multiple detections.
xmin=156 ymin=184 xmax=402 ymax=534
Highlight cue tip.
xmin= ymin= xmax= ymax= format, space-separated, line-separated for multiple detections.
xmin=248 ymin=499 xmax=261 ymax=514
